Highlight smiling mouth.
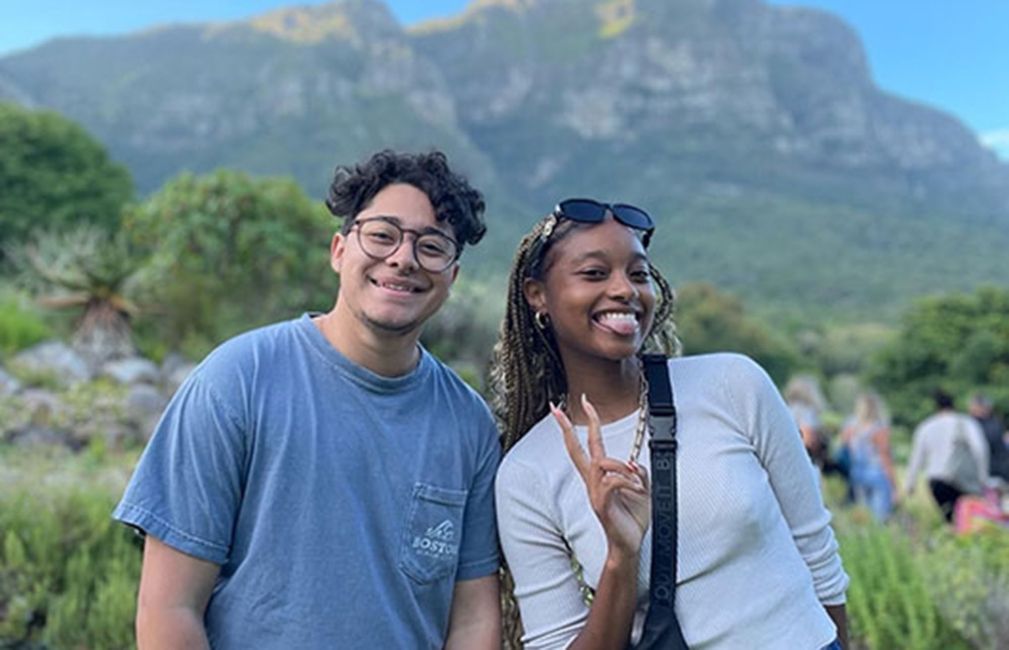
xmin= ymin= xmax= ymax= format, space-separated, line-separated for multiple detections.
xmin=593 ymin=311 xmax=640 ymax=336
xmin=370 ymin=277 xmax=423 ymax=294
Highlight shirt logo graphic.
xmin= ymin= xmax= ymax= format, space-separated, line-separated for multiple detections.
xmin=412 ymin=519 xmax=458 ymax=559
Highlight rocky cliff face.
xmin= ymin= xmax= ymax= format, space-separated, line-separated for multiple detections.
xmin=411 ymin=0 xmax=1007 ymax=215
xmin=0 ymin=0 xmax=497 ymax=196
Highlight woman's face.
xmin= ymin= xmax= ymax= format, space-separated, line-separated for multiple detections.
xmin=525 ymin=216 xmax=656 ymax=366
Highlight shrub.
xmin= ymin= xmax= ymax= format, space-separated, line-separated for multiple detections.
xmin=0 ymin=290 xmax=50 ymax=358
xmin=123 ymin=170 xmax=336 ymax=358
xmin=0 ymin=449 xmax=141 ymax=648
xmin=927 ymin=527 xmax=1009 ymax=649
xmin=867 ymin=286 xmax=1009 ymax=427
xmin=839 ymin=523 xmax=970 ymax=649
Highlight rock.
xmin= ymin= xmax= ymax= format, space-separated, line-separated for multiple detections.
xmin=126 ymin=384 xmax=168 ymax=440
xmin=160 ymin=352 xmax=190 ymax=378
xmin=162 ymin=354 xmax=197 ymax=395
xmin=8 ymin=341 xmax=92 ymax=386
xmin=9 ymin=426 xmax=68 ymax=448
xmin=2 ymin=388 xmax=79 ymax=448
xmin=101 ymin=357 xmax=161 ymax=385
xmin=0 ymin=367 xmax=21 ymax=395
xmin=18 ymin=388 xmax=61 ymax=427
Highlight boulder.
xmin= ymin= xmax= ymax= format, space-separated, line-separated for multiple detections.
xmin=162 ymin=353 xmax=197 ymax=395
xmin=101 ymin=357 xmax=161 ymax=385
xmin=126 ymin=384 xmax=168 ymax=440
xmin=8 ymin=426 xmax=69 ymax=449
xmin=0 ymin=367 xmax=21 ymax=395
xmin=18 ymin=388 xmax=61 ymax=426
xmin=8 ymin=341 xmax=92 ymax=386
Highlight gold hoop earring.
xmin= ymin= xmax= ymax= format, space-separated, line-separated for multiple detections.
xmin=534 ymin=311 xmax=550 ymax=330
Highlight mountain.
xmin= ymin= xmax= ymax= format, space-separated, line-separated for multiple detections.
xmin=2 ymin=0 xmax=1007 ymax=320
xmin=413 ymin=0 xmax=1009 ymax=216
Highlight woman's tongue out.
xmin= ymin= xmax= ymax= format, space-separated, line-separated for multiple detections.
xmin=595 ymin=312 xmax=638 ymax=336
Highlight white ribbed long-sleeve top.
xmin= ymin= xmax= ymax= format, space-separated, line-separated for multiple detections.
xmin=496 ymin=354 xmax=849 ymax=649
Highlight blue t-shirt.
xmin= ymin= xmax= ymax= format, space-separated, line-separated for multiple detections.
xmin=114 ymin=314 xmax=500 ymax=649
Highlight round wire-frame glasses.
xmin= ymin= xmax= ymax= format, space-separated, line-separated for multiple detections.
xmin=351 ymin=216 xmax=460 ymax=273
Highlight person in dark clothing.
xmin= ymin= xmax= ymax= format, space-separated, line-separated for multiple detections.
xmin=970 ymin=393 xmax=1009 ymax=483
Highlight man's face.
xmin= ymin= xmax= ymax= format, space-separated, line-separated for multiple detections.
xmin=969 ymin=401 xmax=988 ymax=418
xmin=331 ymin=183 xmax=459 ymax=337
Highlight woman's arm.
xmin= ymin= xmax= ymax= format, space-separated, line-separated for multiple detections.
xmin=825 ymin=604 xmax=849 ymax=649
xmin=728 ymin=357 xmax=849 ymax=607
xmin=554 ymin=399 xmax=650 ymax=650
xmin=872 ymin=426 xmax=897 ymax=491
xmin=568 ymin=550 xmax=641 ymax=649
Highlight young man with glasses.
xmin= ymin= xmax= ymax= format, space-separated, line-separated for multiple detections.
xmin=115 ymin=150 xmax=501 ymax=649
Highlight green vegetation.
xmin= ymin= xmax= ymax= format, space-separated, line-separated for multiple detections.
xmin=829 ymin=479 xmax=1009 ymax=650
xmin=675 ymin=281 xmax=799 ymax=382
xmin=3 ymin=448 xmax=1007 ymax=648
xmin=2 ymin=70 xmax=1008 ymax=648
xmin=0 ymin=447 xmax=141 ymax=649
xmin=839 ymin=518 xmax=969 ymax=649
xmin=868 ymin=286 xmax=1009 ymax=427
xmin=0 ymin=288 xmax=50 ymax=359
xmin=0 ymin=103 xmax=133 ymax=253
xmin=123 ymin=169 xmax=337 ymax=359
xmin=6 ymin=226 xmax=145 ymax=365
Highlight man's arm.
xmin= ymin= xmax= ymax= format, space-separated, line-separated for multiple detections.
xmin=444 ymin=574 xmax=500 ymax=650
xmin=136 ymin=536 xmax=220 ymax=650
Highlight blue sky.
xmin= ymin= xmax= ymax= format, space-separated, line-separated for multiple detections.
xmin=1 ymin=0 xmax=1006 ymax=157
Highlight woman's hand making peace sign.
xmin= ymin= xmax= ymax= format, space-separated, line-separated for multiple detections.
xmin=551 ymin=395 xmax=651 ymax=558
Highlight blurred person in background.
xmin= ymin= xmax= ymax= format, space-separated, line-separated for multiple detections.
xmin=784 ymin=376 xmax=829 ymax=470
xmin=969 ymin=393 xmax=1009 ymax=484
xmin=904 ymin=389 xmax=989 ymax=522
xmin=839 ymin=391 xmax=896 ymax=521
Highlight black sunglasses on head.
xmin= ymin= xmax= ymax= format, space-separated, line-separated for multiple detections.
xmin=551 ymin=198 xmax=655 ymax=246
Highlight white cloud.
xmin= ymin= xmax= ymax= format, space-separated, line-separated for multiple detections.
xmin=980 ymin=128 xmax=1009 ymax=160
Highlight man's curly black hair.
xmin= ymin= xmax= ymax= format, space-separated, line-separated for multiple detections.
xmin=325 ymin=149 xmax=487 ymax=251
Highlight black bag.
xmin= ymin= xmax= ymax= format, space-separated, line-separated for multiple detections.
xmin=630 ymin=354 xmax=690 ymax=649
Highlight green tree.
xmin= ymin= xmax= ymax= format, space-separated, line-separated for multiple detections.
xmin=867 ymin=286 xmax=1009 ymax=427
xmin=675 ymin=282 xmax=798 ymax=383
xmin=0 ymin=103 xmax=133 ymax=251
xmin=123 ymin=170 xmax=336 ymax=357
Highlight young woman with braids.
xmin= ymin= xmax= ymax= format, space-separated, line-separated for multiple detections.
xmin=490 ymin=199 xmax=849 ymax=649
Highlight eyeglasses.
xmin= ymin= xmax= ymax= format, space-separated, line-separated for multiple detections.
xmin=550 ymin=198 xmax=654 ymax=246
xmin=350 ymin=216 xmax=460 ymax=273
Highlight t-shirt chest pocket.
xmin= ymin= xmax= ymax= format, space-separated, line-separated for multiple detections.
xmin=399 ymin=483 xmax=468 ymax=584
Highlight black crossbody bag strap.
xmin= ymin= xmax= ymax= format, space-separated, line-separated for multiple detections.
xmin=631 ymin=354 xmax=689 ymax=649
